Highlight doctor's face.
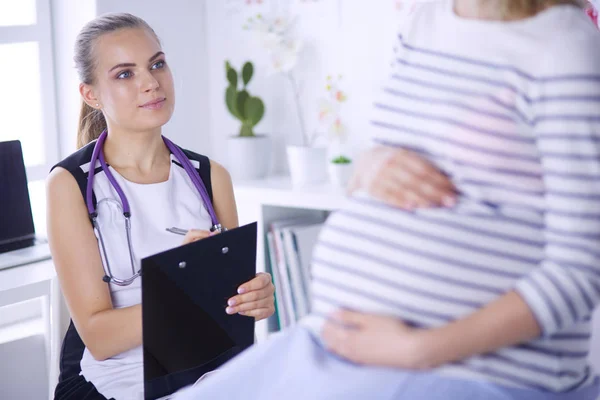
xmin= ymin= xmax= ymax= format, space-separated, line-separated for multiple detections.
xmin=89 ymin=27 xmax=175 ymax=133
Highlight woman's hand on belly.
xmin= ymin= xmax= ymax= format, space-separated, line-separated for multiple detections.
xmin=322 ymin=310 xmax=428 ymax=369
xmin=225 ymin=272 xmax=275 ymax=321
xmin=348 ymin=146 xmax=456 ymax=210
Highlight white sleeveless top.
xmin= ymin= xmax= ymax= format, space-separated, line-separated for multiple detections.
xmin=79 ymin=154 xmax=212 ymax=399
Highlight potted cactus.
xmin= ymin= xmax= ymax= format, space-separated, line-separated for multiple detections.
xmin=224 ymin=60 xmax=270 ymax=180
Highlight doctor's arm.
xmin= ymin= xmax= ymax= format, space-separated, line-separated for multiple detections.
xmin=209 ymin=160 xmax=275 ymax=321
xmin=47 ymin=167 xmax=143 ymax=362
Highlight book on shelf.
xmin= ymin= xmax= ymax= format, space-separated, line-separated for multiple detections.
xmin=266 ymin=217 xmax=325 ymax=330
xmin=266 ymin=232 xmax=286 ymax=330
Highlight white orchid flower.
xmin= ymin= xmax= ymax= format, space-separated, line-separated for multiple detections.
xmin=328 ymin=117 xmax=347 ymax=143
xmin=257 ymin=31 xmax=283 ymax=51
xmin=268 ymin=39 xmax=302 ymax=74
xmin=317 ymin=97 xmax=339 ymax=125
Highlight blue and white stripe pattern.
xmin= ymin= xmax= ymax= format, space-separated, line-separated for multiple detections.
xmin=303 ymin=2 xmax=600 ymax=392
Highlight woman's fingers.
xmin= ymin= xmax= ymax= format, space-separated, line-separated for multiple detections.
xmin=389 ymin=170 xmax=455 ymax=207
xmin=370 ymin=180 xmax=411 ymax=209
xmin=236 ymin=273 xmax=273 ymax=295
xmin=371 ymin=171 xmax=437 ymax=209
xmin=362 ymin=148 xmax=456 ymax=208
xmin=399 ymin=153 xmax=456 ymax=192
xmin=238 ymin=308 xmax=274 ymax=320
xmin=228 ymin=281 xmax=275 ymax=307
xmin=181 ymin=229 xmax=212 ymax=245
xmin=226 ymin=273 xmax=274 ymax=313
xmin=226 ymin=298 xmax=273 ymax=314
xmin=226 ymin=273 xmax=275 ymax=320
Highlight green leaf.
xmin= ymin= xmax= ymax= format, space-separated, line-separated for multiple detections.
xmin=225 ymin=86 xmax=240 ymax=119
xmin=332 ymin=155 xmax=352 ymax=164
xmin=242 ymin=62 xmax=254 ymax=86
xmin=236 ymin=90 xmax=249 ymax=120
xmin=245 ymin=97 xmax=265 ymax=127
xmin=226 ymin=67 xmax=238 ymax=88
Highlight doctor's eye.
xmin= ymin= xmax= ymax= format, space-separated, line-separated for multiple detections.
xmin=116 ymin=70 xmax=132 ymax=79
xmin=151 ymin=60 xmax=166 ymax=70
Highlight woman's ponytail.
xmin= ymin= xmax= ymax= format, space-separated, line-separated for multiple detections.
xmin=77 ymin=101 xmax=106 ymax=149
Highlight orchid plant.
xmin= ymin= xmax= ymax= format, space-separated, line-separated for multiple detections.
xmin=317 ymin=75 xmax=351 ymax=164
xmin=243 ymin=14 xmax=311 ymax=145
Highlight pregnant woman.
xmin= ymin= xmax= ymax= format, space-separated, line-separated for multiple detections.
xmin=176 ymin=0 xmax=600 ymax=399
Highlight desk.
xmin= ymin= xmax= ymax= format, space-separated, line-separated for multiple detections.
xmin=0 ymin=259 xmax=68 ymax=400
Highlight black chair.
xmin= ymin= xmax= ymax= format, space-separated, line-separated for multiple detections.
xmin=54 ymin=321 xmax=112 ymax=400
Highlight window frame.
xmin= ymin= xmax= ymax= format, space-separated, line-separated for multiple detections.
xmin=0 ymin=0 xmax=59 ymax=181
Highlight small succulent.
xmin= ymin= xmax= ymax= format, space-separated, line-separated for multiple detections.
xmin=225 ymin=61 xmax=265 ymax=137
xmin=331 ymin=155 xmax=352 ymax=164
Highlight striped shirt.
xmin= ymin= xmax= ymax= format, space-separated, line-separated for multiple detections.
xmin=303 ymin=1 xmax=600 ymax=392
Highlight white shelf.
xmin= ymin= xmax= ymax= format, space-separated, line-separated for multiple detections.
xmin=0 ymin=317 xmax=45 ymax=345
xmin=233 ymin=175 xmax=350 ymax=211
xmin=233 ymin=175 xmax=349 ymax=342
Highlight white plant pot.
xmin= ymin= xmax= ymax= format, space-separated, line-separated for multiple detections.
xmin=286 ymin=145 xmax=328 ymax=187
xmin=328 ymin=162 xmax=353 ymax=188
xmin=226 ymin=135 xmax=271 ymax=181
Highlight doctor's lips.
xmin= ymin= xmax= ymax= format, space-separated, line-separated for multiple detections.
xmin=139 ymin=97 xmax=166 ymax=109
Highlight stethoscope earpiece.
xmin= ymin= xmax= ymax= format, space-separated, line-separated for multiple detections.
xmin=102 ymin=275 xmax=111 ymax=283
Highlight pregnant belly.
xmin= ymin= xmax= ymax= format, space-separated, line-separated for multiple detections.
xmin=308 ymin=194 xmax=545 ymax=329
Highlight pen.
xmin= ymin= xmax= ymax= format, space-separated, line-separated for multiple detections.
xmin=166 ymin=227 xmax=188 ymax=235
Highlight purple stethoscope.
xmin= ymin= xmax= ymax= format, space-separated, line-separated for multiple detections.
xmin=86 ymin=130 xmax=225 ymax=286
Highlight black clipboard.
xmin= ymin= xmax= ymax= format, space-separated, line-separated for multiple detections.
xmin=141 ymin=222 xmax=257 ymax=400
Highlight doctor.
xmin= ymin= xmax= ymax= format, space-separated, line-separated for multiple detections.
xmin=46 ymin=13 xmax=275 ymax=400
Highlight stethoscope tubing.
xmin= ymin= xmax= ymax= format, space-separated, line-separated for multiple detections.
xmin=86 ymin=130 xmax=224 ymax=286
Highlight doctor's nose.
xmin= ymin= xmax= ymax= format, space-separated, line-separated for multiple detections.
xmin=141 ymin=71 xmax=160 ymax=92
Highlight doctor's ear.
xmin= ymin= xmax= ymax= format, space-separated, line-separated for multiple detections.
xmin=79 ymin=83 xmax=101 ymax=109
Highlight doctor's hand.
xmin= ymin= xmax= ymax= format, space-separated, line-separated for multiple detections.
xmin=180 ymin=229 xmax=218 ymax=245
xmin=226 ymin=272 xmax=275 ymax=321
xmin=322 ymin=310 xmax=428 ymax=370
xmin=347 ymin=146 xmax=457 ymax=210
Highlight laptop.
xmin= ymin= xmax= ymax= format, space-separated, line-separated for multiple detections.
xmin=0 ymin=140 xmax=51 ymax=270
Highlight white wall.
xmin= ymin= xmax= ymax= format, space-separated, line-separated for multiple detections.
xmin=204 ymin=0 xmax=404 ymax=173
xmin=51 ymin=0 xmax=97 ymax=158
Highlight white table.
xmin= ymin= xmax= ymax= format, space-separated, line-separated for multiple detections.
xmin=0 ymin=259 xmax=68 ymax=400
